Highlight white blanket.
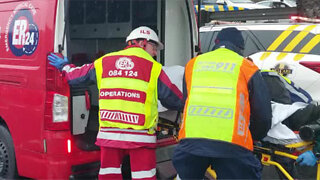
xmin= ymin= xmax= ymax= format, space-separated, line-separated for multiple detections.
xmin=263 ymin=101 xmax=308 ymax=144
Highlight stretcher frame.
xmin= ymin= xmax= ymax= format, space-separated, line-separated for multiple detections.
xmin=253 ymin=141 xmax=320 ymax=180
xmin=204 ymin=141 xmax=320 ymax=180
xmin=161 ymin=115 xmax=320 ymax=179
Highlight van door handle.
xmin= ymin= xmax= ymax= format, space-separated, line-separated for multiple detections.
xmin=85 ymin=90 xmax=91 ymax=110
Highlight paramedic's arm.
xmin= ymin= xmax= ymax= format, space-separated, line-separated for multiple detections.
xmin=248 ymin=71 xmax=272 ymax=141
xmin=48 ymin=53 xmax=96 ymax=86
xmin=290 ymin=81 xmax=313 ymax=103
xmin=183 ymin=74 xmax=187 ymax=105
xmin=61 ymin=64 xmax=96 ymax=86
xmin=158 ymin=70 xmax=184 ymax=111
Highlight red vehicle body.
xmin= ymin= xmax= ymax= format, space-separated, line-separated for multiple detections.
xmin=0 ymin=0 xmax=198 ymax=179
xmin=0 ymin=0 xmax=100 ymax=179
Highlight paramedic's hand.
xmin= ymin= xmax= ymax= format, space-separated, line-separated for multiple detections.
xmin=48 ymin=53 xmax=69 ymax=71
xmin=296 ymin=150 xmax=317 ymax=166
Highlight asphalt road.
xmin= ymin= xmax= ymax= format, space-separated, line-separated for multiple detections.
xmin=262 ymin=165 xmax=317 ymax=179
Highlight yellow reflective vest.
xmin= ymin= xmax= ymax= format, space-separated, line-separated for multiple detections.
xmin=94 ymin=47 xmax=162 ymax=133
xmin=180 ymin=48 xmax=258 ymax=151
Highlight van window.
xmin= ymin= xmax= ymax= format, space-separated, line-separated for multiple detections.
xmin=69 ymin=1 xmax=85 ymax=25
xmin=132 ymin=0 xmax=157 ymax=29
xmin=200 ymin=30 xmax=260 ymax=56
xmin=243 ymin=34 xmax=261 ymax=56
xmin=108 ymin=0 xmax=130 ymax=23
xmin=68 ymin=0 xmax=158 ymax=66
xmin=250 ymin=30 xmax=287 ymax=50
xmin=66 ymin=0 xmax=196 ymax=68
xmin=272 ymin=2 xmax=288 ymax=8
xmin=257 ymin=1 xmax=271 ymax=6
xmin=86 ymin=1 xmax=107 ymax=24
xmin=200 ymin=31 xmax=217 ymax=53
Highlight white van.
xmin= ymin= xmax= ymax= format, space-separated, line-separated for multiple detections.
xmin=196 ymin=0 xmax=269 ymax=9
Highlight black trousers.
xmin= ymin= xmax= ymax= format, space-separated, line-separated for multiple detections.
xmin=172 ymin=148 xmax=262 ymax=179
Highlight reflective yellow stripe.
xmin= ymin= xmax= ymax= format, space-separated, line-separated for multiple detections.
xmin=205 ymin=5 xmax=214 ymax=11
xmin=294 ymin=33 xmax=320 ymax=60
xmin=294 ymin=54 xmax=305 ymax=61
xmin=145 ymin=63 xmax=161 ymax=129
xmin=100 ymin=100 xmax=145 ymax=114
xmin=94 ymin=59 xmax=103 ymax=89
xmin=207 ymin=7 xmax=214 ymax=12
xmin=277 ymin=25 xmax=316 ymax=60
xmin=218 ymin=5 xmax=224 ymax=11
xmin=282 ymin=75 xmax=291 ymax=84
xmin=197 ymin=5 xmax=248 ymax=12
xmin=260 ymin=25 xmax=299 ymax=61
xmin=283 ymin=25 xmax=316 ymax=52
xmin=298 ymin=34 xmax=320 ymax=53
xmin=276 ymin=52 xmax=288 ymax=61
xmin=268 ymin=25 xmax=300 ymax=51
xmin=260 ymin=52 xmax=272 ymax=61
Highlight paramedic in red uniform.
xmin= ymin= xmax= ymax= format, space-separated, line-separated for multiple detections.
xmin=48 ymin=26 xmax=183 ymax=180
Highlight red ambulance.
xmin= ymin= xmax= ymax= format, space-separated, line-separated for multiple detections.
xmin=0 ymin=0 xmax=198 ymax=179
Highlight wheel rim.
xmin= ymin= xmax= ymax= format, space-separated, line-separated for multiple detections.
xmin=0 ymin=140 xmax=9 ymax=177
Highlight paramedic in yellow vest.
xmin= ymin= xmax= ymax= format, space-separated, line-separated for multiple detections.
xmin=47 ymin=26 xmax=183 ymax=180
xmin=172 ymin=27 xmax=272 ymax=179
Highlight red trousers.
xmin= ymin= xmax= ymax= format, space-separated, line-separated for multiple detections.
xmin=99 ymin=147 xmax=156 ymax=180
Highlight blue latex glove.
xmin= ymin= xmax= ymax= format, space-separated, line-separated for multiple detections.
xmin=296 ymin=150 xmax=317 ymax=166
xmin=48 ymin=53 xmax=68 ymax=71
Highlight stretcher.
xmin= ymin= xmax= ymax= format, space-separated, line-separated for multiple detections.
xmin=254 ymin=141 xmax=320 ymax=180
xmin=204 ymin=140 xmax=320 ymax=180
xmin=159 ymin=114 xmax=320 ymax=180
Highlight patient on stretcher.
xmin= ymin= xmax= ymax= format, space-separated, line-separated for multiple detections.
xmin=158 ymin=66 xmax=320 ymax=168
xmin=261 ymin=70 xmax=320 ymax=167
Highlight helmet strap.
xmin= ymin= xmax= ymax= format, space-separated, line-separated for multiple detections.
xmin=142 ymin=39 xmax=147 ymax=50
xmin=130 ymin=40 xmax=139 ymax=46
xmin=128 ymin=39 xmax=148 ymax=50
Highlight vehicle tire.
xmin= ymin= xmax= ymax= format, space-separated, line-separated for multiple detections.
xmin=0 ymin=125 xmax=17 ymax=179
xmin=297 ymin=0 xmax=320 ymax=18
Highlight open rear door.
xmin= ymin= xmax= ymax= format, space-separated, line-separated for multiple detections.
xmin=163 ymin=0 xmax=199 ymax=66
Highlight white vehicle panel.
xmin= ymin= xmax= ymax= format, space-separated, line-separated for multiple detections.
xmin=251 ymin=51 xmax=320 ymax=101
xmin=200 ymin=23 xmax=320 ymax=102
